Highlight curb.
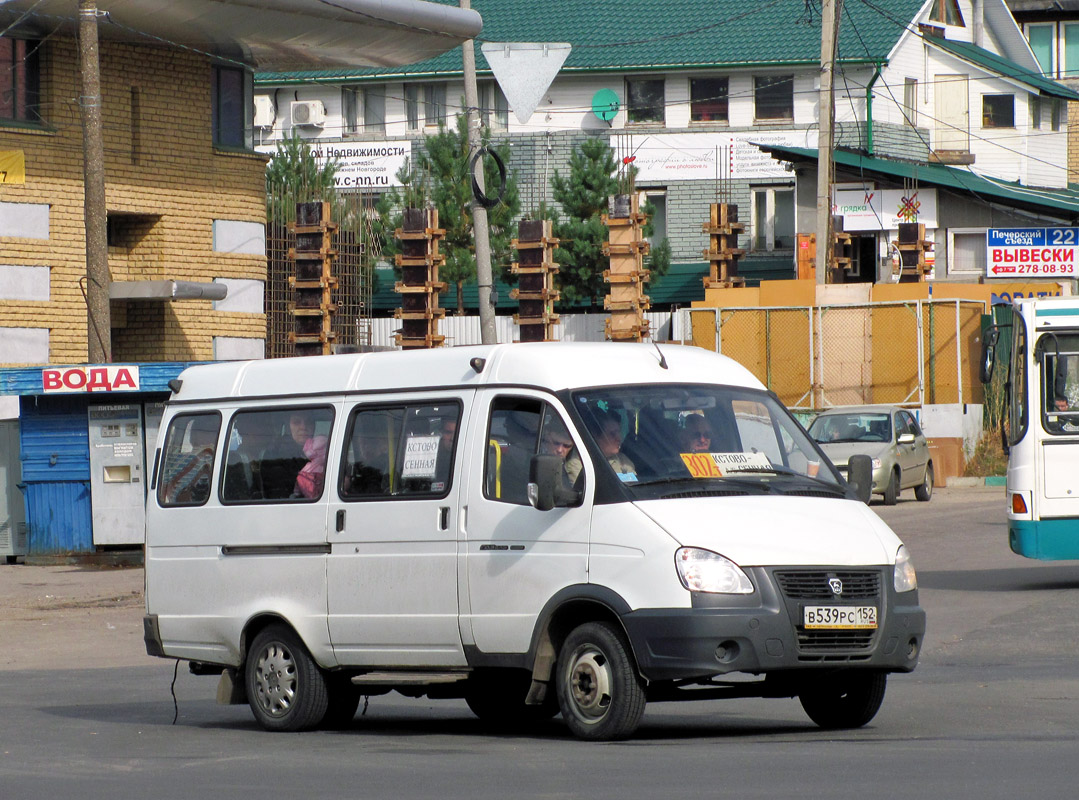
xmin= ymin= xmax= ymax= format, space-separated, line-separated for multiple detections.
xmin=946 ymin=476 xmax=1006 ymax=488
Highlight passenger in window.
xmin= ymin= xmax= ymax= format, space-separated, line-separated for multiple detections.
xmin=295 ymin=428 xmax=329 ymax=499
xmin=567 ymin=410 xmax=635 ymax=483
xmin=260 ymin=411 xmax=312 ymax=499
xmin=678 ymin=414 xmax=714 ymax=453
xmin=348 ymin=416 xmax=393 ymax=495
xmin=541 ymin=419 xmax=577 ymax=489
xmin=163 ymin=418 xmax=218 ymax=504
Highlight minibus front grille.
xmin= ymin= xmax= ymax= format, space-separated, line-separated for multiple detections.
xmin=796 ymin=629 xmax=876 ymax=655
xmin=774 ymin=570 xmax=881 ymax=600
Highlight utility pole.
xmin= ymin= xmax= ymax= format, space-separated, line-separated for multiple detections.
xmin=79 ymin=0 xmax=111 ymax=362
xmin=815 ymin=0 xmax=841 ymax=285
xmin=460 ymin=0 xmax=497 ymax=344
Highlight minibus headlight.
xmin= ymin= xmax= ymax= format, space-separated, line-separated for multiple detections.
xmin=675 ymin=548 xmax=754 ymax=594
xmin=894 ymin=545 xmax=918 ymax=593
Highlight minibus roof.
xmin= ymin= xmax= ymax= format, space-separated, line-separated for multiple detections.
xmin=168 ymin=342 xmax=766 ymax=402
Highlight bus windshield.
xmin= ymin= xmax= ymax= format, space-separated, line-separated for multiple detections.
xmin=569 ymin=384 xmax=843 ymax=497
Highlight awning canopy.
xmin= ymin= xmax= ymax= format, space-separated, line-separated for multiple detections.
xmin=0 ymin=0 xmax=482 ymax=70
xmin=757 ymin=145 xmax=1079 ymax=221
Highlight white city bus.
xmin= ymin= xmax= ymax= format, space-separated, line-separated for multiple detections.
xmin=981 ymin=296 xmax=1079 ymax=559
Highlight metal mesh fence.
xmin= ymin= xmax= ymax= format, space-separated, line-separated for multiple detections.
xmin=265 ymin=183 xmax=378 ymax=359
xmin=682 ymin=300 xmax=986 ymax=411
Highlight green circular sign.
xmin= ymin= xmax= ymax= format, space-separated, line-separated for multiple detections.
xmin=592 ymin=88 xmax=620 ymax=123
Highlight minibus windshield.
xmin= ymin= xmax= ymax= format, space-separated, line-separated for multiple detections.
xmin=570 ymin=384 xmax=842 ymax=496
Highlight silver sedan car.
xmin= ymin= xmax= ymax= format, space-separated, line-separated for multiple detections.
xmin=806 ymin=405 xmax=933 ymax=505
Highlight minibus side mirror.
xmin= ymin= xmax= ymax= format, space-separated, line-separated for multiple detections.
xmin=528 ymin=454 xmax=580 ymax=511
xmin=847 ymin=454 xmax=873 ymax=504
xmin=980 ymin=326 xmax=999 ymax=384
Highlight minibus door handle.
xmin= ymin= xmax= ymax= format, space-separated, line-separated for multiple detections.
xmin=439 ymin=506 xmax=450 ymax=531
xmin=336 ymin=509 xmax=346 ymax=532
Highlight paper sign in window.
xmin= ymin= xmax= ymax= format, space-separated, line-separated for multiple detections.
xmin=401 ymin=435 xmax=439 ymax=478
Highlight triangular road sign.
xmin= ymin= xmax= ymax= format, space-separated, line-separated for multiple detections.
xmin=480 ymin=42 xmax=571 ymax=125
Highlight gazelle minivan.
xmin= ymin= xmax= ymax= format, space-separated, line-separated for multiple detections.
xmin=143 ymin=342 xmax=924 ymax=740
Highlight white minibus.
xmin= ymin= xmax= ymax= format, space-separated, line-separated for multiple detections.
xmin=981 ymin=296 xmax=1079 ymax=559
xmin=143 ymin=342 xmax=925 ymax=740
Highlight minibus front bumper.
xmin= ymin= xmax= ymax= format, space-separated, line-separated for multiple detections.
xmin=619 ymin=567 xmax=925 ymax=681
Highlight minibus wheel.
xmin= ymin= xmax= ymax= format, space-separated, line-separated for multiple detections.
xmin=798 ymin=670 xmax=887 ymax=729
xmin=556 ymin=621 xmax=646 ymax=740
xmin=245 ymin=624 xmax=329 ymax=732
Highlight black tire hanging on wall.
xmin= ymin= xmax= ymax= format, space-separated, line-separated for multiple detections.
xmin=555 ymin=621 xmax=646 ymax=740
xmin=245 ymin=623 xmax=329 ymax=732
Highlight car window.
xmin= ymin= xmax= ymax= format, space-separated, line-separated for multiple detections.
xmin=158 ymin=413 xmax=221 ymax=507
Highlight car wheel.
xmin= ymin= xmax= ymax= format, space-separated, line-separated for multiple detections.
xmin=883 ymin=469 xmax=899 ymax=505
xmin=556 ymin=621 xmax=646 ymax=741
xmin=799 ymin=671 xmax=887 ymax=729
xmin=464 ymin=669 xmax=559 ymax=728
xmin=245 ymin=624 xmax=328 ymax=732
xmin=915 ymin=462 xmax=934 ymax=502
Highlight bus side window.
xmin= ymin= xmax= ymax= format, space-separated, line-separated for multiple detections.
xmin=159 ymin=413 xmax=221 ymax=507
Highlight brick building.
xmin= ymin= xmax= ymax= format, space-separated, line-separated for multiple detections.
xmin=0 ymin=0 xmax=481 ymax=558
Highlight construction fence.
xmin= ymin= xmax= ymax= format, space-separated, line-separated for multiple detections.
xmin=681 ymin=300 xmax=986 ymax=412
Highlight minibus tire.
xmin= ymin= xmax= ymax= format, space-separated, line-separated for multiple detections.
xmin=798 ymin=670 xmax=887 ymax=729
xmin=245 ymin=624 xmax=329 ymax=732
xmin=556 ymin=621 xmax=646 ymax=741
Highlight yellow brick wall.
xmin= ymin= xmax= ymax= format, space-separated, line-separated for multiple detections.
xmin=0 ymin=37 xmax=268 ymax=366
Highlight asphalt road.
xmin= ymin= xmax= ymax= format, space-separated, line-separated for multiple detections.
xmin=3 ymin=486 xmax=1079 ymax=799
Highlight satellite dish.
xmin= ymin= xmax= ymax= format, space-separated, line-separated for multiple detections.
xmin=592 ymin=88 xmax=619 ymax=124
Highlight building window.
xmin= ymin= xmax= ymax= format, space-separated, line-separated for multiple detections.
xmin=1066 ymin=24 xmax=1079 ymax=79
xmin=690 ymin=77 xmax=728 ymax=123
xmin=903 ymin=78 xmax=918 ymax=126
xmin=212 ymin=64 xmax=251 ymax=149
xmin=751 ymin=187 xmax=795 ymax=251
xmin=1031 ymin=95 xmax=1042 ymax=130
xmin=640 ymin=189 xmax=666 ymax=244
xmin=1052 ymin=98 xmax=1063 ymax=131
xmin=479 ymin=80 xmax=509 ymax=130
xmin=949 ymin=229 xmax=987 ymax=275
xmin=626 ymin=78 xmax=665 ymax=124
xmin=406 ymin=83 xmax=447 ymax=130
xmin=342 ymin=85 xmax=385 ymax=136
xmin=928 ymin=0 xmax=964 ymax=27
xmin=1027 ymin=23 xmax=1055 ymax=78
xmin=0 ymin=36 xmax=41 ymax=123
xmin=982 ymin=94 xmax=1014 ymax=128
xmin=754 ymin=75 xmax=794 ymax=121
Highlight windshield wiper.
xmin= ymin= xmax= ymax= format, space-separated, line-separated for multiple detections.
xmin=729 ymin=465 xmax=845 ymax=491
xmin=632 ymin=475 xmax=774 ymax=493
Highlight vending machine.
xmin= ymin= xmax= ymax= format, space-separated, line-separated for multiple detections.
xmin=88 ymin=404 xmax=146 ymax=546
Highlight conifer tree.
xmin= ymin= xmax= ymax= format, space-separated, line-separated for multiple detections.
xmin=374 ymin=114 xmax=519 ymax=314
xmin=548 ymin=137 xmax=671 ymax=308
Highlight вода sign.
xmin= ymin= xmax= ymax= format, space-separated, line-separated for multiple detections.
xmin=42 ymin=366 xmax=141 ymax=393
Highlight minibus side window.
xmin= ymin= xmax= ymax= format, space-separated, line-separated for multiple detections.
xmin=158 ymin=413 xmax=221 ymax=507
xmin=731 ymin=399 xmax=783 ymax=465
xmin=340 ymin=403 xmax=460 ymax=499
xmin=220 ymin=406 xmax=335 ymax=503
xmin=485 ymin=398 xmax=576 ymax=505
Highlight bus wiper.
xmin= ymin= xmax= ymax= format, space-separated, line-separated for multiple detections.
xmin=731 ymin=466 xmax=845 ymax=491
xmin=633 ymin=475 xmax=773 ymax=493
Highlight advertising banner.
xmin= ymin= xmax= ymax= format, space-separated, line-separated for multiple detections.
xmin=986 ymin=228 xmax=1079 ymax=279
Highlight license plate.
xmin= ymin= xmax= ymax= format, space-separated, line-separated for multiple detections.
xmin=803 ymin=605 xmax=878 ymax=629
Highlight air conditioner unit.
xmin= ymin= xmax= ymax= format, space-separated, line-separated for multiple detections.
xmin=291 ymin=100 xmax=325 ymax=127
xmin=254 ymin=95 xmax=276 ymax=129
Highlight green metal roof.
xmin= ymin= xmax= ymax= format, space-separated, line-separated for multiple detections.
xmin=257 ymin=0 xmax=925 ymax=84
xmin=759 ymin=145 xmax=1079 ymax=218
xmin=929 ymin=37 xmax=1079 ymax=101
